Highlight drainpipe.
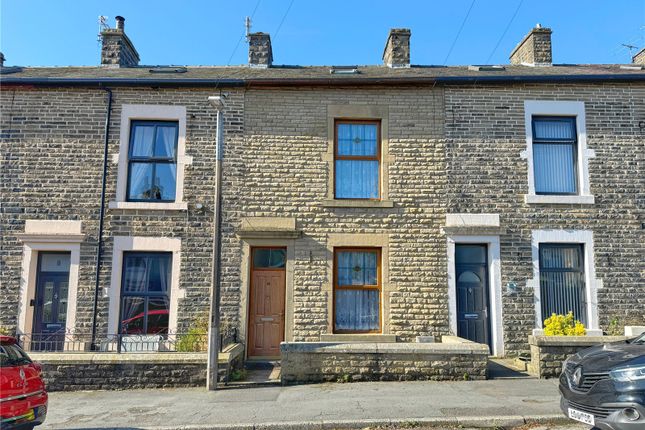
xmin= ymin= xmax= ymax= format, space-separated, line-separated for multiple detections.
xmin=90 ymin=87 xmax=112 ymax=350
xmin=207 ymin=95 xmax=226 ymax=390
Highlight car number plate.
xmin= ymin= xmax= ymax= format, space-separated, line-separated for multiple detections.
xmin=568 ymin=407 xmax=594 ymax=425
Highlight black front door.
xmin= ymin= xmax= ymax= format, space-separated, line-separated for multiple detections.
xmin=32 ymin=252 xmax=70 ymax=351
xmin=455 ymin=244 xmax=491 ymax=352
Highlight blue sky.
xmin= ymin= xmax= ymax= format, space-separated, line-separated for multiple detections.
xmin=1 ymin=1 xmax=643 ymax=67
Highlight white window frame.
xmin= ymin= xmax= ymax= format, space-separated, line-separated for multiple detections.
xmin=522 ymin=101 xmax=595 ymax=204
xmin=109 ymin=105 xmax=191 ymax=211
xmin=106 ymin=236 xmax=184 ymax=336
xmin=527 ymin=229 xmax=601 ymax=331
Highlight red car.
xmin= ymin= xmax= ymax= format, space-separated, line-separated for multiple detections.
xmin=0 ymin=336 xmax=48 ymax=429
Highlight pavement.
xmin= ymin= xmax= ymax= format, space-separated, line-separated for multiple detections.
xmin=41 ymin=378 xmax=579 ymax=430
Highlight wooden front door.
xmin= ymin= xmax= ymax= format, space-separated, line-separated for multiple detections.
xmin=248 ymin=247 xmax=286 ymax=358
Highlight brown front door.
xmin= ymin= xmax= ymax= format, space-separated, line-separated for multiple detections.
xmin=248 ymin=247 xmax=286 ymax=358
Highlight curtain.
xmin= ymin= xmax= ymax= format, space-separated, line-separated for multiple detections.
xmin=335 ymin=290 xmax=379 ymax=331
xmin=128 ymin=162 xmax=153 ymax=199
xmin=335 ymin=160 xmax=379 ymax=198
xmin=534 ymin=143 xmax=576 ymax=193
xmin=131 ymin=125 xmax=155 ymax=156
xmin=540 ymin=245 xmax=586 ymax=325
xmin=534 ymin=119 xmax=574 ymax=140
xmin=154 ymin=125 xmax=177 ymax=157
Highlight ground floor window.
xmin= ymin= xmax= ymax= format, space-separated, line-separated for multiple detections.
xmin=120 ymin=252 xmax=171 ymax=334
xmin=539 ymin=243 xmax=586 ymax=325
xmin=333 ymin=248 xmax=381 ymax=333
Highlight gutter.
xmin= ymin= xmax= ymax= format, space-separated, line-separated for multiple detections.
xmin=90 ymin=87 xmax=112 ymax=350
xmin=1 ymin=74 xmax=644 ymax=88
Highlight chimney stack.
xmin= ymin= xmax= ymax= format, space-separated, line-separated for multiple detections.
xmin=100 ymin=16 xmax=140 ymax=67
xmin=382 ymin=28 xmax=411 ymax=68
xmin=633 ymin=48 xmax=645 ymax=65
xmin=510 ymin=24 xmax=552 ymax=66
xmin=248 ymin=32 xmax=273 ymax=68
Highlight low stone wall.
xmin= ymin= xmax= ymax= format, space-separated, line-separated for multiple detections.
xmin=528 ymin=335 xmax=627 ymax=379
xmin=281 ymin=337 xmax=489 ymax=384
xmin=29 ymin=343 xmax=244 ymax=391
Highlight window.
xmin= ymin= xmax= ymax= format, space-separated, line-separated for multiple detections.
xmin=333 ymin=248 xmax=381 ymax=333
xmin=120 ymin=252 xmax=171 ymax=334
xmin=334 ymin=121 xmax=380 ymax=199
xmin=127 ymin=121 xmax=178 ymax=202
xmin=539 ymin=244 xmax=586 ymax=325
xmin=532 ymin=117 xmax=577 ymax=195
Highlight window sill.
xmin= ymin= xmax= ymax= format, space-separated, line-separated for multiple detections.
xmin=108 ymin=201 xmax=188 ymax=211
xmin=524 ymin=195 xmax=595 ymax=205
xmin=322 ymin=199 xmax=394 ymax=208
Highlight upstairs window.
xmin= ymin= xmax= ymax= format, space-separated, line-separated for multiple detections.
xmin=127 ymin=121 xmax=178 ymax=202
xmin=532 ymin=117 xmax=577 ymax=195
xmin=334 ymin=121 xmax=380 ymax=199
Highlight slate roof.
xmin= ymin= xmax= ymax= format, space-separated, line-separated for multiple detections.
xmin=1 ymin=63 xmax=644 ymax=86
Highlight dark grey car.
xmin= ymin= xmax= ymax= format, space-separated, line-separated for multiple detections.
xmin=560 ymin=332 xmax=645 ymax=429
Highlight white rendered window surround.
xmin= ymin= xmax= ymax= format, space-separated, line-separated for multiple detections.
xmin=109 ymin=105 xmax=191 ymax=211
xmin=527 ymin=229 xmax=600 ymax=331
xmin=521 ymin=101 xmax=595 ymax=204
xmin=15 ymin=221 xmax=83 ymax=339
xmin=106 ymin=236 xmax=184 ymax=335
xmin=446 ymin=235 xmax=504 ymax=357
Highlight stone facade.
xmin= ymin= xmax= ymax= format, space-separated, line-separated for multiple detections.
xmin=444 ymin=83 xmax=645 ymax=354
xmin=1 ymin=49 xmax=644 ymax=367
xmin=281 ymin=339 xmax=488 ymax=384
xmin=527 ymin=335 xmax=627 ymax=379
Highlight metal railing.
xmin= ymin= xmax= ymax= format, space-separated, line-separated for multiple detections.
xmin=17 ymin=328 xmax=237 ymax=354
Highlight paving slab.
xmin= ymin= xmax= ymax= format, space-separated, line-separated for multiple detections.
xmin=42 ymin=378 xmax=571 ymax=429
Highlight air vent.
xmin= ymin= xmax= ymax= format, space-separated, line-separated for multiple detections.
xmin=148 ymin=67 xmax=188 ymax=74
xmin=330 ymin=66 xmax=359 ymax=74
xmin=468 ymin=65 xmax=506 ymax=71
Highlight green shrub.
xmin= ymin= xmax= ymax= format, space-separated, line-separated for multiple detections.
xmin=176 ymin=314 xmax=209 ymax=352
xmin=544 ymin=312 xmax=586 ymax=336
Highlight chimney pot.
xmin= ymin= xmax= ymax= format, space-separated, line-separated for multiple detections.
xmin=510 ymin=26 xmax=552 ymax=66
xmin=100 ymin=15 xmax=140 ymax=67
xmin=633 ymin=48 xmax=645 ymax=65
xmin=383 ymin=28 xmax=411 ymax=68
xmin=248 ymin=32 xmax=273 ymax=68
xmin=115 ymin=16 xmax=125 ymax=31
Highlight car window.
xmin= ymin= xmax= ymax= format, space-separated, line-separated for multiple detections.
xmin=632 ymin=332 xmax=645 ymax=344
xmin=0 ymin=342 xmax=32 ymax=367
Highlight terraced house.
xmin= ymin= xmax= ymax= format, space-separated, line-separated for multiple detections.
xmin=1 ymin=17 xmax=643 ymax=386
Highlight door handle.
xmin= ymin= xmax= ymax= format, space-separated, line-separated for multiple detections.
xmin=30 ymin=299 xmax=36 ymax=307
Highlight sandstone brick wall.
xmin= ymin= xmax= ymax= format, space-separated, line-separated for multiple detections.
xmin=444 ymin=83 xmax=645 ymax=355
xmin=237 ymin=86 xmax=447 ymax=342
xmin=0 ymin=86 xmax=245 ymax=336
xmin=527 ymin=335 xmax=627 ymax=379
xmin=1 ymin=80 xmax=643 ymax=359
xmin=281 ymin=342 xmax=488 ymax=383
